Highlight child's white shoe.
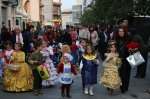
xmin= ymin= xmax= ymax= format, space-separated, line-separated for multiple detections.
xmin=89 ymin=91 xmax=94 ymax=96
xmin=84 ymin=88 xmax=88 ymax=95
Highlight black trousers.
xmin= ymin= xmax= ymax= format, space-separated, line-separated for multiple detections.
xmin=98 ymin=42 xmax=108 ymax=60
xmin=119 ymin=59 xmax=131 ymax=92
xmin=136 ymin=51 xmax=148 ymax=77
xmin=32 ymin=69 xmax=42 ymax=91
xmin=61 ymin=84 xmax=71 ymax=95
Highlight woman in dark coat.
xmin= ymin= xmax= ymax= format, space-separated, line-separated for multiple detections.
xmin=114 ymin=26 xmax=131 ymax=93
xmin=131 ymin=29 xmax=148 ymax=78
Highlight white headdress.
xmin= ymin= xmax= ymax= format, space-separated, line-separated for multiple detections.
xmin=64 ymin=53 xmax=73 ymax=61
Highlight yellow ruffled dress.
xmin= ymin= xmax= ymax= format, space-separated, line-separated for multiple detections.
xmin=3 ymin=51 xmax=33 ymax=92
xmin=99 ymin=53 xmax=122 ymax=89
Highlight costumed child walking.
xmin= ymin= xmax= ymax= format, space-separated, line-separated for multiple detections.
xmin=40 ymin=40 xmax=57 ymax=87
xmin=3 ymin=42 xmax=33 ymax=92
xmin=70 ymin=40 xmax=78 ymax=67
xmin=79 ymin=45 xmax=99 ymax=96
xmin=56 ymin=53 xmax=78 ymax=98
xmin=28 ymin=41 xmax=44 ymax=95
xmin=99 ymin=40 xmax=122 ymax=95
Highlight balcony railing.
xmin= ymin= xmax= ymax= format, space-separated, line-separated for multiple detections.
xmin=53 ymin=10 xmax=61 ymax=15
xmin=40 ymin=15 xmax=44 ymax=20
xmin=2 ymin=0 xmax=18 ymax=6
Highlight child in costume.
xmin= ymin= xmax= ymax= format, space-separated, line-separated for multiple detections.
xmin=3 ymin=42 xmax=33 ymax=92
xmin=28 ymin=41 xmax=44 ymax=95
xmin=56 ymin=53 xmax=78 ymax=98
xmin=79 ymin=45 xmax=99 ymax=96
xmin=40 ymin=40 xmax=57 ymax=87
xmin=58 ymin=44 xmax=71 ymax=67
xmin=99 ymin=40 xmax=122 ymax=95
xmin=70 ymin=40 xmax=78 ymax=67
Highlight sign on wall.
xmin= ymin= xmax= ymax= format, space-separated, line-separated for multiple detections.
xmin=53 ymin=0 xmax=60 ymax=2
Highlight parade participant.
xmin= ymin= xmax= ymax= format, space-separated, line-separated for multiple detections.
xmin=70 ymin=40 xmax=78 ymax=67
xmin=77 ymin=38 xmax=88 ymax=90
xmin=56 ymin=53 xmax=78 ymax=98
xmin=114 ymin=26 xmax=131 ymax=93
xmin=2 ymin=42 xmax=14 ymax=64
xmin=28 ymin=41 xmax=44 ymax=95
xmin=79 ymin=45 xmax=99 ymax=96
xmin=69 ymin=26 xmax=76 ymax=41
xmin=40 ymin=40 xmax=57 ymax=87
xmin=100 ymin=41 xmax=122 ymax=95
xmin=3 ymin=42 xmax=33 ymax=92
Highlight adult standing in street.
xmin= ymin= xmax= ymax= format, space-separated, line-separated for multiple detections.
xmin=131 ymin=29 xmax=148 ymax=78
xmin=98 ymin=27 xmax=110 ymax=61
xmin=46 ymin=26 xmax=56 ymax=45
xmin=79 ymin=25 xmax=88 ymax=39
xmin=87 ymin=25 xmax=99 ymax=50
xmin=60 ymin=30 xmax=72 ymax=46
xmin=10 ymin=25 xmax=29 ymax=54
xmin=114 ymin=26 xmax=131 ymax=93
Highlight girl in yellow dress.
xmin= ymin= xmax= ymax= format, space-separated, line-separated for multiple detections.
xmin=99 ymin=41 xmax=122 ymax=95
xmin=3 ymin=42 xmax=33 ymax=92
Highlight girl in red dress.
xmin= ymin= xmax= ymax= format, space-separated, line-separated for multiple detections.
xmin=2 ymin=42 xmax=14 ymax=63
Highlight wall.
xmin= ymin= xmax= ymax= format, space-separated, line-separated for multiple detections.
xmin=42 ymin=0 xmax=53 ymax=21
xmin=72 ymin=5 xmax=82 ymax=25
xmin=62 ymin=13 xmax=72 ymax=29
xmin=30 ymin=0 xmax=40 ymax=21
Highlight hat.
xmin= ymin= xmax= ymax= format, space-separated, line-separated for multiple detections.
xmin=64 ymin=53 xmax=73 ymax=61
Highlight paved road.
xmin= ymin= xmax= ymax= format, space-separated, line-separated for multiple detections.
xmin=1 ymin=57 xmax=150 ymax=99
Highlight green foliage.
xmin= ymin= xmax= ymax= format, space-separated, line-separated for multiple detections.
xmin=81 ymin=0 xmax=150 ymax=24
xmin=36 ymin=22 xmax=41 ymax=29
xmin=134 ymin=0 xmax=150 ymax=16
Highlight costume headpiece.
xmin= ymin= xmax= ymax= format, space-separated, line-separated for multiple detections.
xmin=108 ymin=40 xmax=116 ymax=45
xmin=64 ymin=53 xmax=73 ymax=61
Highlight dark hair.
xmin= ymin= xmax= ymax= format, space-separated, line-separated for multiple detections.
xmin=81 ymin=38 xmax=88 ymax=44
xmin=107 ymin=23 xmax=112 ymax=29
xmin=34 ymin=41 xmax=42 ymax=49
xmin=88 ymin=25 xmax=94 ymax=31
xmin=5 ymin=42 xmax=13 ymax=47
xmin=47 ymin=26 xmax=52 ymax=29
xmin=107 ymin=44 xmax=116 ymax=53
xmin=66 ymin=25 xmax=69 ymax=28
xmin=121 ymin=18 xmax=128 ymax=23
xmin=101 ymin=27 xmax=107 ymax=32
xmin=132 ymin=28 xmax=137 ymax=35
xmin=114 ymin=26 xmax=129 ymax=42
xmin=72 ymin=40 xmax=76 ymax=43
xmin=15 ymin=42 xmax=23 ymax=50
xmin=84 ymin=45 xmax=95 ymax=55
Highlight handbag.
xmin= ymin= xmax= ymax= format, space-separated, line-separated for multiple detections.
xmin=126 ymin=51 xmax=145 ymax=68
xmin=37 ymin=63 xmax=50 ymax=80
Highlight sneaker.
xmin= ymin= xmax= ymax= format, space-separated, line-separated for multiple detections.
xmin=38 ymin=91 xmax=43 ymax=94
xmin=89 ymin=91 xmax=94 ymax=96
xmin=33 ymin=92 xmax=39 ymax=96
xmin=84 ymin=88 xmax=88 ymax=95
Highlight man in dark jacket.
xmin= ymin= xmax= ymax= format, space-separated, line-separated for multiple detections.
xmin=60 ymin=30 xmax=72 ymax=46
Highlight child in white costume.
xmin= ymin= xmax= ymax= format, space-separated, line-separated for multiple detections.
xmin=40 ymin=40 xmax=57 ymax=87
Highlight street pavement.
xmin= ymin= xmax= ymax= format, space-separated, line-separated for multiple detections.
xmin=1 ymin=57 xmax=150 ymax=99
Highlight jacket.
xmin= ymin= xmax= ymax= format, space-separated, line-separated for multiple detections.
xmin=87 ymin=31 xmax=99 ymax=46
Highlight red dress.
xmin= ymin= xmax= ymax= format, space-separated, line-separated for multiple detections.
xmin=2 ymin=49 xmax=14 ymax=63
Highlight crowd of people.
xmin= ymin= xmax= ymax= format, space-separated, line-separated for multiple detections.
xmin=0 ymin=18 xmax=149 ymax=98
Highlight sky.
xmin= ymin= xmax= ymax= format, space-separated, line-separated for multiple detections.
xmin=61 ymin=0 xmax=77 ymax=10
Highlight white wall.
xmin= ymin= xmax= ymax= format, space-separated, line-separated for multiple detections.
xmin=42 ymin=0 xmax=53 ymax=21
xmin=62 ymin=13 xmax=72 ymax=29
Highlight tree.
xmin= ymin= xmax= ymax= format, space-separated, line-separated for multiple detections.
xmin=36 ymin=22 xmax=41 ymax=29
xmin=134 ymin=0 xmax=150 ymax=16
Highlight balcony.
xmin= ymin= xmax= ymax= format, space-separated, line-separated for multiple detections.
xmin=53 ymin=2 xmax=62 ymax=6
xmin=83 ymin=1 xmax=86 ymax=6
xmin=40 ymin=15 xmax=44 ymax=21
xmin=53 ymin=10 xmax=61 ymax=16
xmin=2 ymin=0 xmax=18 ymax=6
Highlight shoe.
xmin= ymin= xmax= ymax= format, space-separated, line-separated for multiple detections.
xmin=38 ymin=91 xmax=43 ymax=94
xmin=106 ymin=87 xmax=110 ymax=91
xmin=61 ymin=93 xmax=65 ymax=97
xmin=84 ymin=88 xmax=88 ymax=95
xmin=66 ymin=94 xmax=72 ymax=98
xmin=137 ymin=76 xmax=145 ymax=78
xmin=111 ymin=89 xmax=115 ymax=95
xmin=121 ymin=90 xmax=125 ymax=94
xmin=89 ymin=91 xmax=94 ymax=96
xmin=147 ymin=89 xmax=150 ymax=94
xmin=33 ymin=92 xmax=39 ymax=96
